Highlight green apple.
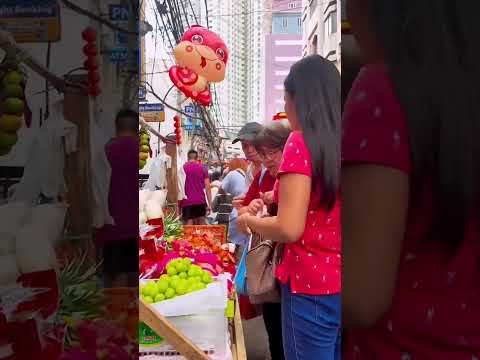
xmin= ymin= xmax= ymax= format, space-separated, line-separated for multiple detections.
xmin=165 ymin=287 xmax=176 ymax=299
xmin=201 ymin=271 xmax=213 ymax=284
xmin=167 ymin=267 xmax=177 ymax=276
xmin=144 ymin=283 xmax=157 ymax=297
xmin=176 ymin=262 xmax=188 ymax=273
xmin=155 ymin=293 xmax=166 ymax=302
xmin=176 ymin=279 xmax=188 ymax=295
xmin=194 ymin=282 xmax=206 ymax=291
xmin=170 ymin=277 xmax=180 ymax=289
xmin=159 ymin=274 xmax=170 ymax=283
xmin=188 ymin=267 xmax=201 ymax=277
xmin=156 ymin=279 xmax=169 ymax=293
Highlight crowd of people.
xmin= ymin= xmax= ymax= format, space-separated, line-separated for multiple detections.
xmin=91 ymin=0 xmax=480 ymax=358
xmin=179 ymin=54 xmax=342 ymax=359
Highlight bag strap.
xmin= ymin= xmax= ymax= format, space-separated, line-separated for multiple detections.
xmin=235 ymin=169 xmax=246 ymax=178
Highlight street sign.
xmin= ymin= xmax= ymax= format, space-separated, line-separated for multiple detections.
xmin=140 ymin=103 xmax=165 ymax=122
xmin=108 ymin=4 xmax=130 ymax=51
xmin=110 ymin=48 xmax=129 ymax=63
xmin=109 ymin=4 xmax=129 ymax=23
xmin=183 ymin=105 xmax=202 ymax=131
xmin=0 ymin=0 xmax=61 ymax=43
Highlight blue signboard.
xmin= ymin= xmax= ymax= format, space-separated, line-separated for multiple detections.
xmin=183 ymin=105 xmax=202 ymax=131
xmin=109 ymin=4 xmax=129 ymax=22
xmin=109 ymin=4 xmax=130 ymax=60
xmin=140 ymin=103 xmax=164 ymax=112
xmin=139 ymin=86 xmax=146 ymax=101
xmin=110 ymin=48 xmax=129 ymax=63
xmin=0 ymin=0 xmax=61 ymax=43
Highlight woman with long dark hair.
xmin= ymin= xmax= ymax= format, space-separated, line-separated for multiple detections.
xmin=237 ymin=55 xmax=342 ymax=359
xmin=342 ymin=1 xmax=480 ymax=358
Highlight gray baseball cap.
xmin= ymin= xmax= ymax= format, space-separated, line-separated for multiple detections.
xmin=232 ymin=122 xmax=263 ymax=144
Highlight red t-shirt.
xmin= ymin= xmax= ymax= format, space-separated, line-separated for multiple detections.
xmin=274 ymin=131 xmax=341 ymax=295
xmin=342 ymin=64 xmax=480 ymax=359
xmin=242 ymin=170 xmax=276 ymax=207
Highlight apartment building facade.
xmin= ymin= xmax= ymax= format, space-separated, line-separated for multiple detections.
xmin=302 ymin=0 xmax=341 ymax=70
xmin=264 ymin=0 xmax=303 ymax=122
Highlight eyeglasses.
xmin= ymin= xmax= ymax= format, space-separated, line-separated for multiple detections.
xmin=259 ymin=149 xmax=282 ymax=160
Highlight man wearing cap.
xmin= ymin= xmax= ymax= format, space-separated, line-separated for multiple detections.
xmin=232 ymin=122 xmax=264 ymax=187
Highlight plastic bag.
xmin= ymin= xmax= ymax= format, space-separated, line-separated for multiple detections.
xmin=0 ymin=202 xmax=31 ymax=255
xmin=140 ymin=274 xmax=228 ymax=317
xmin=234 ymin=236 xmax=251 ymax=296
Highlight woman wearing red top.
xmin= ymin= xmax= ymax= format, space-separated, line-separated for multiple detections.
xmin=237 ymin=55 xmax=342 ymax=359
xmin=342 ymin=1 xmax=480 ymax=359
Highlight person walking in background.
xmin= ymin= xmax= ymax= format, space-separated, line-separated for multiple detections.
xmin=342 ymin=1 xmax=480 ymax=359
xmin=237 ymin=55 xmax=342 ymax=359
xmin=96 ymin=109 xmax=139 ymax=288
xmin=217 ymin=158 xmax=249 ymax=255
xmin=181 ymin=149 xmax=212 ymax=225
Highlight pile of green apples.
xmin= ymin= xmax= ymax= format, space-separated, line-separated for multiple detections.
xmin=140 ymin=258 xmax=213 ymax=304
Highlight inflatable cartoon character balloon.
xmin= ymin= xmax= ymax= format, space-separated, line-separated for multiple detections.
xmin=169 ymin=25 xmax=228 ymax=106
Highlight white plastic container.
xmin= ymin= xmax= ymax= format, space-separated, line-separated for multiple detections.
xmin=139 ymin=275 xmax=229 ymax=358
xmin=139 ymin=310 xmax=228 ymax=359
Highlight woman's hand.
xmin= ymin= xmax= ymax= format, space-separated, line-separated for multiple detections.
xmin=232 ymin=196 xmax=245 ymax=210
xmin=260 ymin=191 xmax=274 ymax=205
xmin=247 ymin=199 xmax=264 ymax=216
xmin=236 ymin=213 xmax=252 ymax=234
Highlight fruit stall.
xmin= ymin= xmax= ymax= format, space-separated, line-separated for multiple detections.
xmin=139 ymin=189 xmax=246 ymax=359
xmin=0 ymin=29 xmax=140 ymax=359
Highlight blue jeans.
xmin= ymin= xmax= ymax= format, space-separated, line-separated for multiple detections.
xmin=281 ymin=283 xmax=341 ymax=360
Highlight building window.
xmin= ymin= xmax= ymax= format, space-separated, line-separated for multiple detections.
xmin=311 ymin=35 xmax=318 ymax=55
xmin=309 ymin=0 xmax=318 ymax=18
xmin=288 ymin=2 xmax=300 ymax=9
xmin=282 ymin=18 xmax=288 ymax=29
xmin=325 ymin=10 xmax=338 ymax=35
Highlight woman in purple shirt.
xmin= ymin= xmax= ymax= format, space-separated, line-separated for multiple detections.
xmin=96 ymin=109 xmax=138 ymax=287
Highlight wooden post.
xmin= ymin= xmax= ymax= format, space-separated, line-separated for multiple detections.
xmin=63 ymin=75 xmax=92 ymax=239
xmin=139 ymin=299 xmax=210 ymax=360
xmin=165 ymin=135 xmax=178 ymax=215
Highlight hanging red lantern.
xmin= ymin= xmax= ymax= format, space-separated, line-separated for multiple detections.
xmin=88 ymin=85 xmax=101 ymax=97
xmin=173 ymin=116 xmax=182 ymax=145
xmin=88 ymin=70 xmax=100 ymax=84
xmin=83 ymin=43 xmax=97 ymax=56
xmin=82 ymin=26 xmax=101 ymax=98
xmin=82 ymin=27 xmax=97 ymax=42
xmin=84 ymin=57 xmax=98 ymax=71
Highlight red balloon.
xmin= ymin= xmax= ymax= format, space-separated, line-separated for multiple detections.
xmin=82 ymin=27 xmax=97 ymax=42
xmin=84 ymin=57 xmax=98 ymax=70
xmin=83 ymin=43 xmax=97 ymax=56
xmin=174 ymin=121 xmax=180 ymax=129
